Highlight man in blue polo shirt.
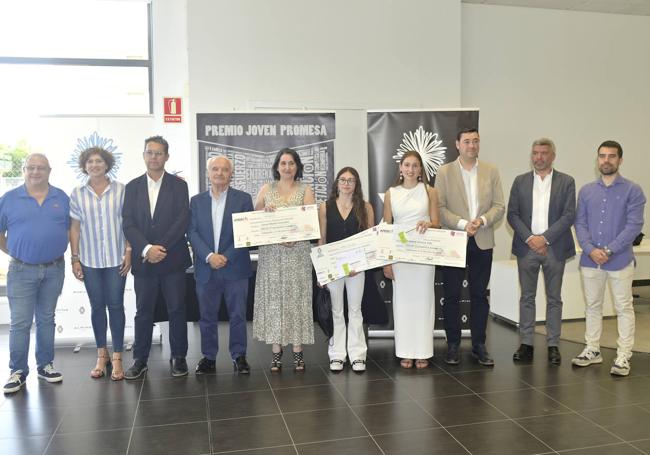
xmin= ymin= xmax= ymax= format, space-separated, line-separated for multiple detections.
xmin=572 ymin=140 xmax=646 ymax=376
xmin=0 ymin=153 xmax=70 ymax=394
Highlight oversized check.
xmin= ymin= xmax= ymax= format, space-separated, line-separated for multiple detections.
xmin=310 ymin=225 xmax=394 ymax=285
xmin=232 ymin=204 xmax=320 ymax=248
xmin=376 ymin=224 xmax=467 ymax=267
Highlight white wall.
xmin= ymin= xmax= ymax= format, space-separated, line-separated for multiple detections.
xmin=150 ymin=0 xmax=193 ymax=181
xmin=462 ymin=4 xmax=650 ymax=260
xmin=186 ymin=0 xmax=462 ymax=194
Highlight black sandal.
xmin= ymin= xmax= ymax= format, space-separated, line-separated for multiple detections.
xmin=270 ymin=349 xmax=283 ymax=372
xmin=293 ymin=351 xmax=305 ymax=372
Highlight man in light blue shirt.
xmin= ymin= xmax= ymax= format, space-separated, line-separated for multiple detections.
xmin=0 ymin=154 xmax=69 ymax=394
xmin=572 ymin=140 xmax=646 ymax=376
xmin=188 ymin=156 xmax=253 ymax=374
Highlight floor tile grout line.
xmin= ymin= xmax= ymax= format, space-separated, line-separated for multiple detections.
xmin=518 ymin=376 xmax=632 ymax=446
xmin=125 ymin=371 xmax=147 ymax=455
xmin=38 ymin=398 xmax=71 ymax=455
xmin=367 ymin=356 xmax=474 ymax=455
xmin=316 ymin=363 xmax=386 ymax=455
xmin=211 ymin=443 xmax=295 ymax=454
xmin=260 ymin=359 xmax=300 ymax=455
xmin=205 ymin=372 xmax=214 ymax=455
xmin=552 ymin=440 xmax=648 ymax=454
xmin=425 ymin=360 xmax=562 ymax=455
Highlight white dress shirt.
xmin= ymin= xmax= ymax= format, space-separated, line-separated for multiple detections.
xmin=206 ymin=188 xmax=228 ymax=263
xmin=142 ymin=173 xmax=164 ymax=258
xmin=456 ymin=160 xmax=486 ymax=230
xmin=531 ymin=169 xmax=553 ymax=235
xmin=147 ymin=172 xmax=164 ymax=218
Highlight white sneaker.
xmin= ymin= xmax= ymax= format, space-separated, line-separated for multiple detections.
xmin=329 ymin=359 xmax=345 ymax=371
xmin=571 ymin=348 xmax=603 ymax=367
xmin=351 ymin=360 xmax=366 ymax=372
xmin=610 ymin=355 xmax=630 ymax=376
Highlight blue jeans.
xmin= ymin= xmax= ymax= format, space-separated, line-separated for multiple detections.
xmin=7 ymin=258 xmax=65 ymax=376
xmin=81 ymin=265 xmax=126 ymax=352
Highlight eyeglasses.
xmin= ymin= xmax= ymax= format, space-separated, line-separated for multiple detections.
xmin=24 ymin=166 xmax=49 ymax=172
xmin=144 ymin=150 xmax=166 ymax=157
xmin=338 ymin=178 xmax=356 ymax=185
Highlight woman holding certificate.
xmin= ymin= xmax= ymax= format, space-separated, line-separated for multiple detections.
xmin=253 ymin=148 xmax=316 ymax=372
xmin=382 ymin=151 xmax=439 ymax=369
xmin=318 ymin=167 xmax=374 ymax=372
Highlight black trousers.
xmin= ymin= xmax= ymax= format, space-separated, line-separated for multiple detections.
xmin=133 ymin=271 xmax=188 ymax=361
xmin=441 ymin=237 xmax=493 ymax=346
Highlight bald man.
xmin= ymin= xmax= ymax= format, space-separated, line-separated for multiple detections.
xmin=188 ymin=156 xmax=254 ymax=374
xmin=1 ymin=154 xmax=70 ymax=393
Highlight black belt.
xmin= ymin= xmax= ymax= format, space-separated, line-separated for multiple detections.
xmin=11 ymin=256 xmax=64 ymax=267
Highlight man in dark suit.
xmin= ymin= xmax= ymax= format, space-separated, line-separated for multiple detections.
xmin=507 ymin=138 xmax=576 ymax=365
xmin=122 ymin=136 xmax=191 ymax=379
xmin=188 ymin=156 xmax=253 ymax=374
xmin=436 ymin=128 xmax=505 ymax=366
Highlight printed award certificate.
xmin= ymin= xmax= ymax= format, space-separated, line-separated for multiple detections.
xmin=311 ymin=225 xmax=394 ymax=285
xmin=232 ymin=204 xmax=320 ymax=248
xmin=376 ymin=224 xmax=467 ymax=267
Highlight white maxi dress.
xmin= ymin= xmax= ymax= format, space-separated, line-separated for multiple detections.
xmin=389 ymin=183 xmax=435 ymax=359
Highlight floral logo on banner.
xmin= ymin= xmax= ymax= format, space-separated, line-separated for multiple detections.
xmin=68 ymin=132 xmax=122 ymax=181
xmin=392 ymin=126 xmax=447 ymax=181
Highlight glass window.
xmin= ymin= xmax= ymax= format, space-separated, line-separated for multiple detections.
xmin=0 ymin=64 xmax=150 ymax=115
xmin=0 ymin=0 xmax=152 ymax=115
xmin=0 ymin=1 xmax=149 ymax=60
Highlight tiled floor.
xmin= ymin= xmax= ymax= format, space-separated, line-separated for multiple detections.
xmin=1 ymin=314 xmax=650 ymax=455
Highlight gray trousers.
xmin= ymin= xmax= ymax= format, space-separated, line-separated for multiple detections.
xmin=517 ymin=249 xmax=566 ymax=346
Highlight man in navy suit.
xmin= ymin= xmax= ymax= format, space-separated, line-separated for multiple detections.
xmin=122 ymin=136 xmax=191 ymax=379
xmin=188 ymin=156 xmax=253 ymax=374
xmin=507 ymin=138 xmax=576 ymax=365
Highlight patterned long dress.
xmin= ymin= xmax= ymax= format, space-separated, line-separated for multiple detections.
xmin=253 ymin=182 xmax=314 ymax=345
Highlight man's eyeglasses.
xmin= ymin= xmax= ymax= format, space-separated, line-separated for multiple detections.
xmin=338 ymin=178 xmax=356 ymax=185
xmin=24 ymin=166 xmax=49 ymax=172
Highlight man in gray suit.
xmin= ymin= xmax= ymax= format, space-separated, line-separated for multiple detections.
xmin=507 ymin=138 xmax=576 ymax=365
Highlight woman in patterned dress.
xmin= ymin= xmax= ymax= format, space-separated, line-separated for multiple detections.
xmin=253 ymin=148 xmax=316 ymax=371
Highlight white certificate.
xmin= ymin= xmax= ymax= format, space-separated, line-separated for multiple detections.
xmin=376 ymin=224 xmax=467 ymax=267
xmin=310 ymin=225 xmax=394 ymax=285
xmin=232 ymin=204 xmax=320 ymax=248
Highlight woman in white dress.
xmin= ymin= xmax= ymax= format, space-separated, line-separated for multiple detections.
xmin=382 ymin=151 xmax=439 ymax=369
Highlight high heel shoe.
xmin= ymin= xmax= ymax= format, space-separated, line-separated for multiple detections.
xmin=111 ymin=352 xmax=124 ymax=381
xmin=293 ymin=351 xmax=305 ymax=372
xmin=270 ymin=349 xmax=283 ymax=373
xmin=91 ymin=348 xmax=111 ymax=379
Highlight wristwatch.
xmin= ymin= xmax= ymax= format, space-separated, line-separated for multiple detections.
xmin=603 ymin=246 xmax=613 ymax=257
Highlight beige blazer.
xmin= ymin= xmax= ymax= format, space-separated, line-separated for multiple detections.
xmin=436 ymin=158 xmax=505 ymax=250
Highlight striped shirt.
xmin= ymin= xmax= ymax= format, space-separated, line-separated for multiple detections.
xmin=70 ymin=180 xmax=126 ymax=268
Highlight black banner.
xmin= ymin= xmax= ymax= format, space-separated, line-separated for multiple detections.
xmin=196 ymin=113 xmax=335 ymax=203
xmin=367 ymin=110 xmax=479 ymax=331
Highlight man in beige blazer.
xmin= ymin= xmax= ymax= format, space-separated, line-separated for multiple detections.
xmin=436 ymin=128 xmax=505 ymax=366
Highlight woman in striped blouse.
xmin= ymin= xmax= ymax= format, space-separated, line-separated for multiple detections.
xmin=69 ymin=147 xmax=131 ymax=380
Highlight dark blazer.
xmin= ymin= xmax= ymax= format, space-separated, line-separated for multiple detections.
xmin=187 ymin=187 xmax=253 ymax=285
xmin=122 ymin=172 xmax=191 ymax=275
xmin=507 ymin=169 xmax=576 ymax=261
